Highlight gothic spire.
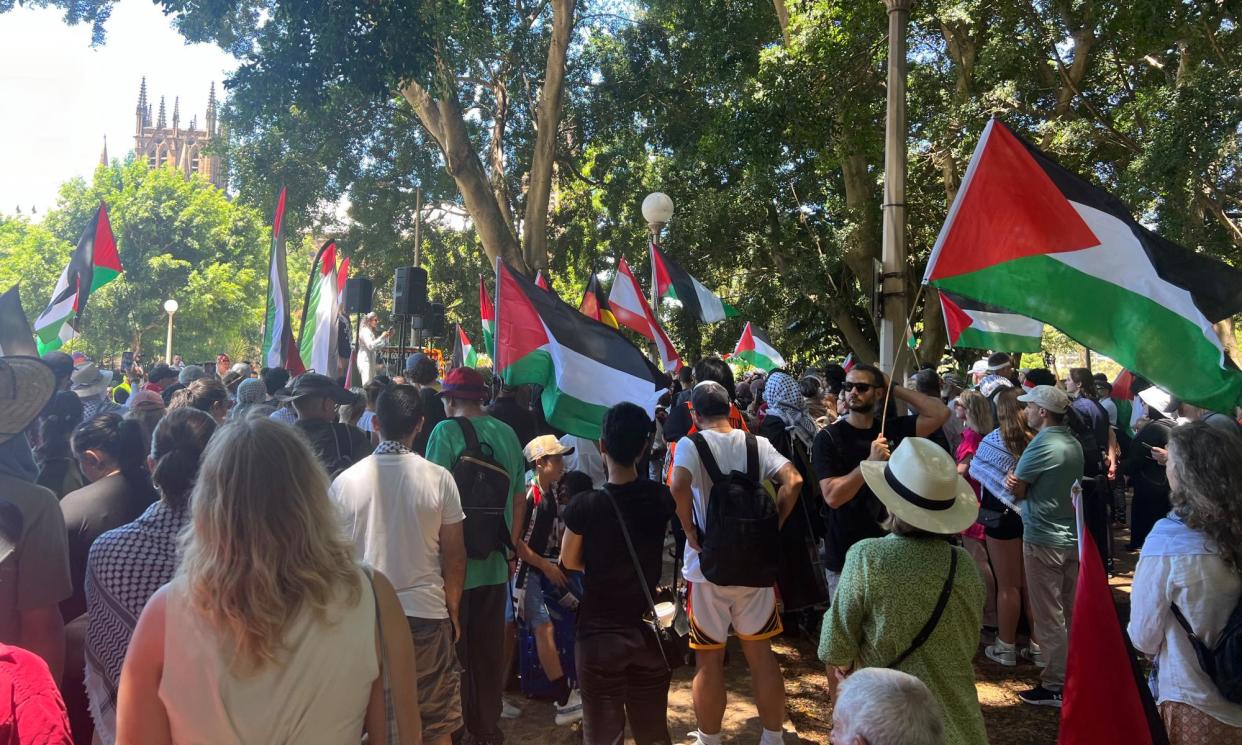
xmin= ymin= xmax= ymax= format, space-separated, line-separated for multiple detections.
xmin=100 ymin=136 xmax=108 ymax=167
xmin=156 ymin=96 xmax=167 ymax=129
xmin=206 ymin=82 xmax=218 ymax=136
xmin=172 ymin=96 xmax=180 ymax=130
xmin=136 ymin=77 xmax=148 ymax=114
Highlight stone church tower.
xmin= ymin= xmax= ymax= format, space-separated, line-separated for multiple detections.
xmin=133 ymin=77 xmax=225 ymax=190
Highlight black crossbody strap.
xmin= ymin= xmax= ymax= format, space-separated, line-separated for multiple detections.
xmin=744 ymin=433 xmax=759 ymax=482
xmin=886 ymin=546 xmax=959 ymax=669
xmin=688 ymin=433 xmax=726 ymax=484
xmin=454 ymin=416 xmax=480 ymax=452
xmin=602 ymin=488 xmax=673 ymax=667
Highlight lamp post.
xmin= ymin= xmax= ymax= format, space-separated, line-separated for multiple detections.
xmin=163 ymin=298 xmax=179 ymax=362
xmin=641 ymin=192 xmax=674 ymax=311
xmin=879 ymin=0 xmax=912 ymax=377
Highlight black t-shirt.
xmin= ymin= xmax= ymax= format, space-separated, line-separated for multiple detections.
xmin=811 ymin=414 xmax=918 ymax=572
xmin=295 ymin=419 xmax=374 ymax=472
xmin=561 ymin=479 xmax=674 ymax=632
xmin=487 ymin=396 xmax=538 ymax=450
xmin=1069 ymin=397 xmax=1110 ymax=476
xmin=413 ymin=388 xmax=446 ymax=455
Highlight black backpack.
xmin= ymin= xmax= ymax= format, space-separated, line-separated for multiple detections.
xmin=689 ymin=432 xmax=780 ymax=588
xmin=1171 ymin=598 xmax=1242 ymax=703
xmin=450 ymin=417 xmax=515 ymax=560
xmin=325 ymin=423 xmax=357 ymax=478
xmin=1065 ymin=403 xmax=1105 ymax=477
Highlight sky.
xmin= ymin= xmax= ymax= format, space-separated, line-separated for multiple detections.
xmin=0 ymin=2 xmax=238 ymax=216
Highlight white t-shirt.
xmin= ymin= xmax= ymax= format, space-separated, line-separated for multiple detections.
xmin=672 ymin=428 xmax=789 ymax=584
xmin=330 ymin=451 xmax=465 ymax=618
xmin=560 ymin=434 xmax=608 ymax=488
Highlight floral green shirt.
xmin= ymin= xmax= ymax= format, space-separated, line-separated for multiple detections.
xmin=819 ymin=534 xmax=987 ymax=745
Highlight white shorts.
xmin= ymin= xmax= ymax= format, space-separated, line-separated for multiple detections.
xmin=686 ymin=581 xmax=782 ymax=650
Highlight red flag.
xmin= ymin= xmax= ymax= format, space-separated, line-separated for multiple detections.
xmin=1059 ymin=490 xmax=1168 ymax=745
xmin=1112 ymin=369 xmax=1136 ymax=401
xmin=535 ymin=270 xmax=550 ymax=290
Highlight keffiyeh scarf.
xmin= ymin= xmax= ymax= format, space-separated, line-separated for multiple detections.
xmin=765 ymin=372 xmax=817 ymax=448
xmin=85 ymin=500 xmax=189 ymax=744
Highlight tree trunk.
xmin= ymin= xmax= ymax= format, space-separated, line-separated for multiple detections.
xmin=772 ymin=0 xmax=791 ymax=47
xmin=521 ymin=0 xmax=577 ymax=272
xmin=488 ymin=81 xmax=519 ymax=242
xmin=399 ymin=65 xmax=527 ymax=272
xmin=1215 ymin=317 xmax=1242 ymax=368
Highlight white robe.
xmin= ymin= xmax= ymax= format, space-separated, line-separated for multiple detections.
xmin=357 ymin=326 xmax=386 ymax=384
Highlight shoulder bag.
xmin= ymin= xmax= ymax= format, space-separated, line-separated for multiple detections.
xmin=363 ymin=567 xmax=400 ymax=745
xmin=603 ymin=487 xmax=688 ymax=670
xmin=885 ymin=546 xmax=959 ymax=669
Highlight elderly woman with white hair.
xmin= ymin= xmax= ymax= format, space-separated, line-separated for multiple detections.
xmin=831 ymin=667 xmax=945 ymax=745
xmin=819 ymin=437 xmax=987 ymax=745
xmin=356 ymin=312 xmax=391 ymax=385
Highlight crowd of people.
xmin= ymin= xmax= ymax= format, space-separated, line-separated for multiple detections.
xmin=3 ymin=343 xmax=1242 ymax=745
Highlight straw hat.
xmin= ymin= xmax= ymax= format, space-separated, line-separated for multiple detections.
xmin=71 ymin=362 xmax=114 ymax=398
xmin=860 ymin=437 xmax=980 ymax=535
xmin=0 ymin=356 xmax=55 ymax=445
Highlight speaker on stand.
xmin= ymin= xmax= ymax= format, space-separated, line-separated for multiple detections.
xmin=342 ymin=277 xmax=374 ymax=387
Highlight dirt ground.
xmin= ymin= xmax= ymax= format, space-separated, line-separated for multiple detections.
xmin=500 ymin=522 xmax=1138 ymax=744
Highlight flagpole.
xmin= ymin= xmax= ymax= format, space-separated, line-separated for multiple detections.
xmin=879 ymin=0 xmax=911 ymax=378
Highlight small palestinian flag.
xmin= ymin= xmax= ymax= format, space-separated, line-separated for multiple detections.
xmin=495 ymin=260 xmax=668 ymax=438
xmin=925 ymin=119 xmax=1242 ymax=413
xmin=480 ymin=275 xmax=496 ymax=357
xmin=732 ymin=322 xmax=786 ymax=372
xmin=452 ymin=324 xmax=478 ymax=368
xmin=34 ymin=202 xmax=122 ymax=353
xmin=578 ymin=275 xmax=618 ymax=329
xmin=298 ymin=241 xmax=340 ymax=376
xmin=260 ymin=187 xmax=304 ymax=374
xmin=650 ymin=240 xmax=738 ymax=324
xmin=939 ymin=290 xmax=1043 ymax=353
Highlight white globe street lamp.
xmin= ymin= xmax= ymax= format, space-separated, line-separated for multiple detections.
xmin=164 ymin=298 xmax=179 ymax=362
xmin=641 ymin=192 xmax=674 ymax=235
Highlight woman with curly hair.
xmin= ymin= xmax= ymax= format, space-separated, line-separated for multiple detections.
xmin=115 ymin=417 xmax=421 ymax=744
xmin=1130 ymin=422 xmax=1242 ymax=744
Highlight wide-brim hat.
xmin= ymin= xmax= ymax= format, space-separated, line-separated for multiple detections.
xmin=71 ymin=362 xmax=114 ymax=398
xmin=860 ymin=437 xmax=979 ymax=535
xmin=523 ymin=435 xmax=575 ymax=463
xmin=1138 ymin=386 xmax=1176 ymax=414
xmin=0 ymin=356 xmax=55 ymax=445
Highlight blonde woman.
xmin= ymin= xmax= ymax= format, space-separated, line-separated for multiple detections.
xmin=954 ymin=390 xmax=997 ymax=634
xmin=115 ymin=417 xmax=421 ymax=745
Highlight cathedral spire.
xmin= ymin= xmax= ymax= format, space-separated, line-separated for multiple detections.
xmin=172 ymin=96 xmax=180 ymax=130
xmin=136 ymin=77 xmax=149 ymax=132
xmin=206 ymin=82 xmax=218 ymax=136
xmin=156 ymin=96 xmax=167 ymax=129
xmin=100 ymin=136 xmax=108 ymax=167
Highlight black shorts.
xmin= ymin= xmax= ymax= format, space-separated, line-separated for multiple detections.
xmin=984 ymin=505 xmax=1024 ymax=541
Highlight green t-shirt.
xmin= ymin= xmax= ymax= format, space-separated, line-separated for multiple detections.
xmin=1014 ymin=425 xmax=1084 ymax=549
xmin=425 ymin=415 xmax=526 ymax=589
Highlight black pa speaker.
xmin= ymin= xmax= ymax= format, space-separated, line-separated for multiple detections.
xmin=344 ymin=277 xmax=374 ymax=314
xmin=425 ymin=302 xmax=446 ymax=338
xmin=393 ymin=266 xmax=427 ymax=316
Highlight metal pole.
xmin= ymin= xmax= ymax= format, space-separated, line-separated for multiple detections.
xmin=413 ymin=187 xmax=423 ymax=267
xmin=647 ymin=223 xmax=663 ymax=315
xmin=165 ymin=312 xmax=174 ymax=362
xmin=879 ymin=0 xmax=912 ymax=377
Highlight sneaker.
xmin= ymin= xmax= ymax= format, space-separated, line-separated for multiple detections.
xmin=1020 ymin=642 xmax=1046 ymax=668
xmin=554 ymin=689 xmax=583 ymax=726
xmin=984 ymin=640 xmax=1017 ymax=667
xmin=1018 ymin=685 xmax=1063 ymax=707
xmin=501 ymin=696 xmax=522 ymax=720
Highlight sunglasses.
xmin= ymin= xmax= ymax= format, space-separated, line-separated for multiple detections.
xmin=842 ymin=382 xmax=877 ymax=393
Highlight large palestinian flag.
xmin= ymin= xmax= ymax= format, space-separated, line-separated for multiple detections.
xmin=650 ymin=241 xmax=738 ymax=324
xmin=733 ymin=322 xmax=786 ymax=372
xmin=452 ymin=324 xmax=479 ymax=368
xmin=480 ymin=275 xmax=495 ymax=357
xmin=939 ymin=290 xmax=1043 ymax=353
xmin=495 ymin=260 xmax=669 ymax=438
xmin=34 ymin=203 xmax=122 ymax=353
xmin=925 ymin=120 xmax=1242 ymax=413
xmin=578 ymin=274 xmax=618 ymax=329
xmin=298 ymin=240 xmax=339 ymax=376
xmin=261 ymin=187 xmax=304 ymax=374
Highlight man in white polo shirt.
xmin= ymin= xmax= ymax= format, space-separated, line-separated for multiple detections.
xmin=330 ymin=383 xmax=468 ymax=745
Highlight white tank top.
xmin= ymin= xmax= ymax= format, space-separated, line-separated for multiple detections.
xmin=158 ymin=568 xmax=379 ymax=744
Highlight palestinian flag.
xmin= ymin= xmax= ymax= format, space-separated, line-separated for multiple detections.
xmin=940 ymin=290 xmax=1043 ymax=353
xmin=607 ymin=255 xmax=681 ymax=372
xmin=925 ymin=120 xmax=1242 ymax=413
xmin=480 ymin=275 xmax=496 ymax=357
xmin=335 ymin=255 xmax=350 ymax=308
xmin=452 ymin=324 xmax=479 ymax=368
xmin=495 ymin=260 xmax=669 ymax=438
xmin=732 ymin=322 xmax=786 ymax=372
xmin=578 ymin=274 xmax=618 ymax=329
xmin=298 ymin=240 xmax=339 ymax=376
xmin=260 ymin=187 xmax=305 ymax=374
xmin=650 ymin=240 xmax=738 ymax=324
xmin=34 ymin=203 xmax=122 ymax=353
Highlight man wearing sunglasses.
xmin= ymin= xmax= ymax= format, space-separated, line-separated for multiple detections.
xmin=811 ymin=363 xmax=951 ymax=600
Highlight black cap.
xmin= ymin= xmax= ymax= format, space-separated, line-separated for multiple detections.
xmin=148 ymin=363 xmax=178 ymax=383
xmin=41 ymin=351 xmax=74 ymax=380
xmin=278 ymin=373 xmax=356 ymax=404
xmin=691 ymin=381 xmax=731 ymax=418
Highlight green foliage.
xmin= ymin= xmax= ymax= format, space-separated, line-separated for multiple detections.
xmin=0 ymin=159 xmax=270 ymax=361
